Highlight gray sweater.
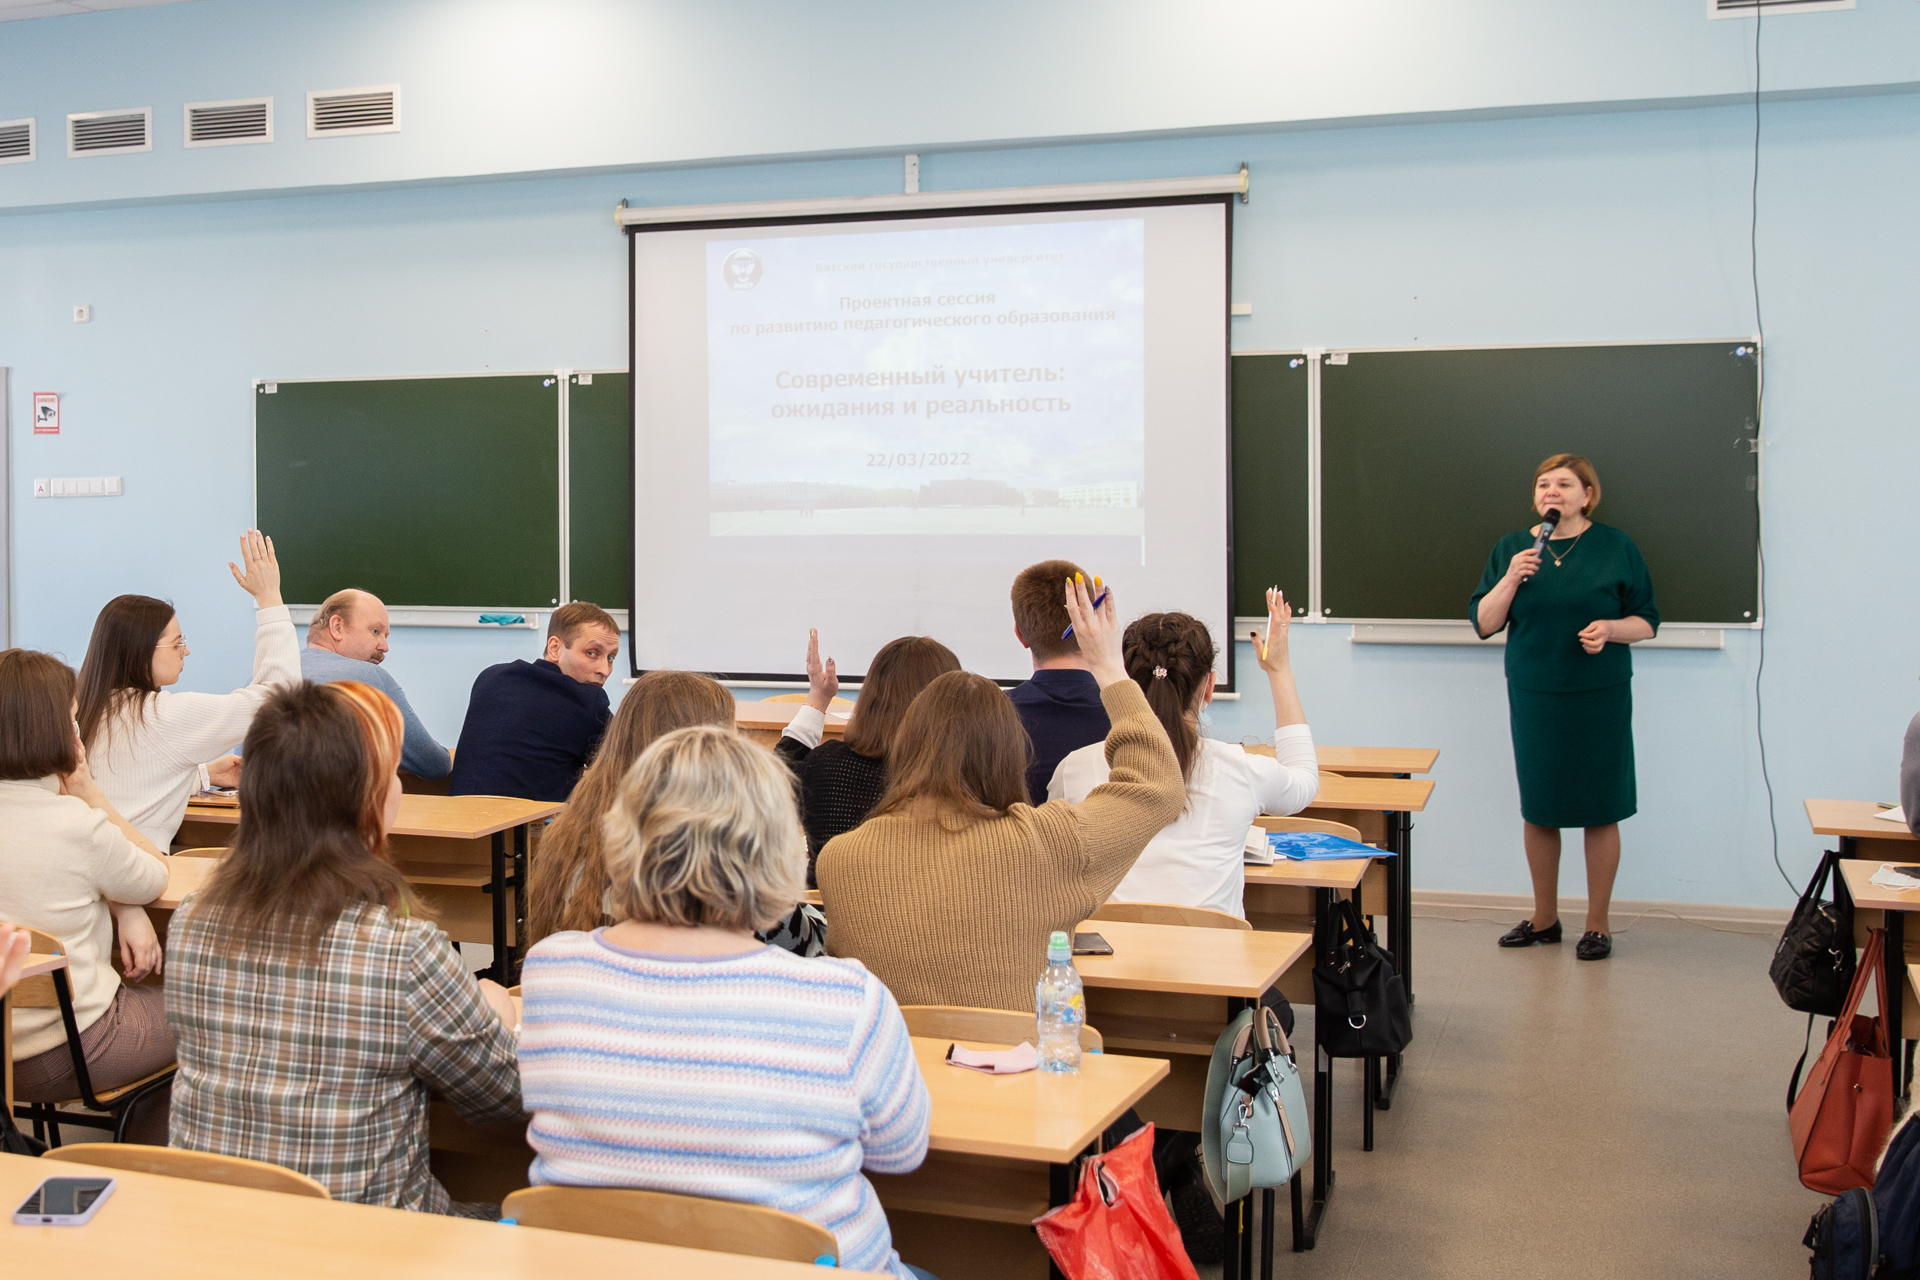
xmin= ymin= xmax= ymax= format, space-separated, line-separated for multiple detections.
xmin=1903 ymin=710 xmax=1920 ymax=839
xmin=300 ymin=647 xmax=453 ymax=780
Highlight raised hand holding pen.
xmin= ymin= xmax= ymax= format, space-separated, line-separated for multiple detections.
xmin=803 ymin=627 xmax=840 ymax=711
xmin=1252 ymin=586 xmax=1307 ymax=730
xmin=1061 ymin=575 xmax=1110 ymax=640
xmin=1063 ymin=574 xmax=1128 ymax=690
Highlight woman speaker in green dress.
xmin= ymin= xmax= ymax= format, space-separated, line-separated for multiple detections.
xmin=1469 ymin=455 xmax=1658 ymax=961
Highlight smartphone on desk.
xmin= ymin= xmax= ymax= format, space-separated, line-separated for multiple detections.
xmin=13 ymin=1176 xmax=115 ymax=1226
xmin=1072 ymin=932 xmax=1113 ymax=956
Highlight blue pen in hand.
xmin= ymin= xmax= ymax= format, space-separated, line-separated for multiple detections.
xmin=1062 ymin=586 xmax=1111 ymax=640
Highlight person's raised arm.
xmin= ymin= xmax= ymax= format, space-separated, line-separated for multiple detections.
xmin=227 ymin=528 xmax=283 ymax=611
xmin=166 ymin=532 xmax=303 ymax=769
xmin=1251 ymin=587 xmax=1305 ymax=730
xmin=1248 ymin=587 xmax=1319 ymax=814
xmin=777 ymin=629 xmax=839 ymax=763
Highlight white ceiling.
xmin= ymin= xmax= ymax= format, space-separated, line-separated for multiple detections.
xmin=0 ymin=0 xmax=201 ymax=22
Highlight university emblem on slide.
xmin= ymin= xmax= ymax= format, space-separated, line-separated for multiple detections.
xmin=722 ymin=249 xmax=763 ymax=291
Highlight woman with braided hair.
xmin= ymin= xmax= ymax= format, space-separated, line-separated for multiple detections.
xmin=1049 ymin=588 xmax=1318 ymax=918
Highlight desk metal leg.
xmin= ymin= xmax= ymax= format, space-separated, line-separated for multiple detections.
xmin=1259 ymin=1187 xmax=1275 ymax=1280
xmin=1048 ymin=1160 xmax=1076 ymax=1280
xmin=484 ymin=831 xmax=508 ymax=983
xmin=1300 ymin=902 xmax=1334 ymax=1250
xmin=511 ymin=822 xmax=530 ymax=984
xmin=1888 ymin=909 xmax=1906 ymax=1100
xmin=1380 ymin=791 xmax=1412 ymax=1110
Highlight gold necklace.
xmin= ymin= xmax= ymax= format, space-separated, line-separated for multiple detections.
xmin=1545 ymin=527 xmax=1586 ymax=567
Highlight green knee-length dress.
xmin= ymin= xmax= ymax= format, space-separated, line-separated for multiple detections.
xmin=1468 ymin=522 xmax=1659 ymax=829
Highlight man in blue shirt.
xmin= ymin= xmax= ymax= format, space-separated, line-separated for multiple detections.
xmin=1006 ymin=559 xmax=1111 ymax=805
xmin=301 ymin=589 xmax=453 ymax=779
xmin=448 ymin=602 xmax=620 ymax=801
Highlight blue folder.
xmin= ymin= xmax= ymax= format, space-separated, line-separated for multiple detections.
xmin=1266 ymin=831 xmax=1395 ymax=861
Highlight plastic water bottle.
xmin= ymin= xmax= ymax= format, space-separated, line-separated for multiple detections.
xmin=1035 ymin=930 xmax=1084 ymax=1074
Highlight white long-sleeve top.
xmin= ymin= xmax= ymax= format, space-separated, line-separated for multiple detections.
xmin=1048 ymin=725 xmax=1319 ymax=918
xmin=89 ymin=604 xmax=302 ymax=850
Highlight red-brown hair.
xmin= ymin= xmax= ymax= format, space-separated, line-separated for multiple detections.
xmin=1010 ymin=560 xmax=1087 ymax=661
xmin=1534 ymin=454 xmax=1602 ymax=516
xmin=0 ymin=650 xmax=81 ymax=781
xmin=869 ymin=671 xmax=1030 ymax=825
xmin=841 ymin=636 xmax=962 ymax=759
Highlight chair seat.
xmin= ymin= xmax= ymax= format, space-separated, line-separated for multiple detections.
xmin=43 ymin=1063 xmax=177 ymax=1110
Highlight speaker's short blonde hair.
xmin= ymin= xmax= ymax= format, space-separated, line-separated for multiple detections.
xmin=602 ymin=725 xmax=805 ymax=932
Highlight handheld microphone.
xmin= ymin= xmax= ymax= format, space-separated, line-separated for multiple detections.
xmin=1531 ymin=507 xmax=1562 ymax=557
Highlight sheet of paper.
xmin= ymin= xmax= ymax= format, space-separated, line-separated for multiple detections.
xmin=1243 ymin=825 xmax=1276 ymax=866
xmin=1875 ymin=805 xmax=1908 ymax=825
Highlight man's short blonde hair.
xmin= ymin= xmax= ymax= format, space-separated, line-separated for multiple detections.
xmin=549 ymin=601 xmax=619 ymax=646
xmin=601 ymin=725 xmax=805 ymax=932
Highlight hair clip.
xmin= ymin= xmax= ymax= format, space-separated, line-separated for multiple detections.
xmin=1152 ymin=666 xmax=1168 ymax=680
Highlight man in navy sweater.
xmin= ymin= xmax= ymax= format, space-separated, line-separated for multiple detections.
xmin=1006 ymin=559 xmax=1111 ymax=806
xmin=449 ymin=602 xmax=620 ymax=801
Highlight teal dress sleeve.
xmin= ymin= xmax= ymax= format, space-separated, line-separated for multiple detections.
xmin=1468 ymin=533 xmax=1527 ymax=636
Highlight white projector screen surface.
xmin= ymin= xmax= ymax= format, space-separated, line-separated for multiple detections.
xmin=629 ymin=197 xmax=1231 ymax=685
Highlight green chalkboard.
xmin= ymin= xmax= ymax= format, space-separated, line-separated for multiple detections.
xmin=255 ymin=376 xmax=561 ymax=608
xmin=567 ymin=371 xmax=631 ymax=611
xmin=1318 ymin=343 xmax=1759 ymax=623
xmin=1230 ymin=353 xmax=1311 ymax=619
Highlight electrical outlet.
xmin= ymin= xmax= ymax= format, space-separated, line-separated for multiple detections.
xmin=73 ymin=305 xmax=90 ymax=323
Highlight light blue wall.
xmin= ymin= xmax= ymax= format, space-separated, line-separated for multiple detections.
xmin=2 ymin=2 xmax=1916 ymax=908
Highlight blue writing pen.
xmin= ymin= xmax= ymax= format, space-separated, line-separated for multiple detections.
xmin=1062 ymin=586 xmax=1111 ymax=640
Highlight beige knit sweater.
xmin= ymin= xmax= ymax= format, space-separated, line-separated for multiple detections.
xmin=817 ymin=681 xmax=1184 ymax=1013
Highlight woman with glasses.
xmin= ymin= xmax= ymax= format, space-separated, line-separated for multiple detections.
xmin=76 ymin=530 xmax=302 ymax=850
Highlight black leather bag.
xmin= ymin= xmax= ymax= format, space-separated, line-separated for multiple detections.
xmin=1313 ymin=898 xmax=1411 ymax=1059
xmin=0 ymin=1109 xmax=46 ymax=1157
xmin=1772 ymin=849 xmax=1856 ymax=1018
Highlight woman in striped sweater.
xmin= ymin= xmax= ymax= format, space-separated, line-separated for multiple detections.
xmin=518 ymin=725 xmax=936 ymax=1279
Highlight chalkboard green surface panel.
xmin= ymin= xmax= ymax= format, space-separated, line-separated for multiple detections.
xmin=567 ymin=371 xmax=631 ymax=612
xmin=1320 ymin=344 xmax=1759 ymax=623
xmin=256 ymin=376 xmax=561 ymax=607
xmin=1230 ymin=353 xmax=1310 ymax=619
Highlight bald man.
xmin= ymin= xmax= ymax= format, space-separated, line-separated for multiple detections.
xmin=300 ymin=589 xmax=454 ymax=780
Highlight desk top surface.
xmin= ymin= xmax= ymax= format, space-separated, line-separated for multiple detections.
xmin=1839 ymin=858 xmax=1920 ymax=911
xmin=153 ymin=855 xmax=215 ymax=910
xmin=1305 ymin=774 xmax=1433 ymax=813
xmin=913 ymin=1036 xmax=1166 ymax=1162
xmin=734 ymin=700 xmax=850 ymax=735
xmin=0 ymin=1152 xmax=858 ymax=1278
xmin=1069 ymin=918 xmax=1310 ymax=997
xmin=1806 ymin=799 xmax=1918 ymax=843
xmin=1247 ymin=744 xmax=1438 ymax=775
xmin=182 ymin=793 xmax=564 ymax=840
xmin=1242 ymin=858 xmax=1371 ymax=891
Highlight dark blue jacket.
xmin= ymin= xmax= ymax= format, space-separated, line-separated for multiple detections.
xmin=1008 ymin=668 xmax=1111 ymax=806
xmin=448 ymin=659 xmax=611 ymax=802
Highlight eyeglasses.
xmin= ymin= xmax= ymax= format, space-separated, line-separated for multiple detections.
xmin=156 ymin=637 xmax=188 ymax=651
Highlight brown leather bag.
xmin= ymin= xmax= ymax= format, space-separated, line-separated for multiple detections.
xmin=1790 ymin=928 xmax=1896 ymax=1193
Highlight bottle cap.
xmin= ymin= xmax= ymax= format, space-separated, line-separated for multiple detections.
xmin=1048 ymin=930 xmax=1071 ymax=960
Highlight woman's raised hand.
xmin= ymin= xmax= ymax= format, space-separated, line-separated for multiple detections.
xmin=1505 ymin=546 xmax=1542 ymax=586
xmin=1064 ymin=574 xmax=1127 ymax=689
xmin=803 ymin=628 xmax=840 ymax=712
xmin=227 ymin=529 xmax=283 ymax=608
xmin=1251 ymin=587 xmax=1293 ymax=674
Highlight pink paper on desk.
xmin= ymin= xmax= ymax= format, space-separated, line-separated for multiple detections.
xmin=945 ymin=1041 xmax=1038 ymax=1074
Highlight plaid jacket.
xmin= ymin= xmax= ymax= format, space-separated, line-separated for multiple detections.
xmin=164 ymin=895 xmax=522 ymax=1212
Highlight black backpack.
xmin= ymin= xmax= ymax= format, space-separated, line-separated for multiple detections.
xmin=1808 ymin=1111 xmax=1920 ymax=1279
xmin=1773 ymin=849 xmax=1856 ymax=1017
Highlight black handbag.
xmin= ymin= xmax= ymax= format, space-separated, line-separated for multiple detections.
xmin=1771 ymin=849 xmax=1856 ymax=1018
xmin=1313 ymin=898 xmax=1411 ymax=1059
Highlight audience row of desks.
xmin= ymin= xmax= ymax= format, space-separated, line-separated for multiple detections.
xmin=1808 ymin=799 xmax=1920 ymax=1096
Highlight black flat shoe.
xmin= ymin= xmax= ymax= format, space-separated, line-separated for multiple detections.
xmin=1498 ymin=919 xmax=1562 ymax=948
xmin=1576 ymin=931 xmax=1612 ymax=961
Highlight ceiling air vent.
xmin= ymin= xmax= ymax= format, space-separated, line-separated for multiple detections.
xmin=1710 ymin=0 xmax=1853 ymax=15
xmin=185 ymin=97 xmax=272 ymax=148
xmin=68 ymin=108 xmax=152 ymax=157
xmin=0 ymin=118 xmax=33 ymax=165
xmin=307 ymin=85 xmax=399 ymax=138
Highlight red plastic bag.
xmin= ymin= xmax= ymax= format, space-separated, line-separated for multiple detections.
xmin=1033 ymin=1124 xmax=1200 ymax=1280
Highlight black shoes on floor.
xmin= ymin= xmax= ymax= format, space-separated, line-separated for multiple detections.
xmin=1575 ymin=931 xmax=1613 ymax=961
xmin=1497 ymin=919 xmax=1562 ymax=947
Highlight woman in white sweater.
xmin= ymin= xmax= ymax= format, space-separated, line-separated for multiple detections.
xmin=76 ymin=530 xmax=300 ymax=850
xmin=1049 ymin=588 xmax=1319 ymax=918
xmin=0 ymin=648 xmax=173 ymax=1142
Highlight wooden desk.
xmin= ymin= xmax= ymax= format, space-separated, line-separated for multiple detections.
xmin=175 ymin=794 xmax=564 ymax=982
xmin=0 ymin=1151 xmax=852 ymax=1278
xmin=1276 ymin=745 xmax=1439 ymax=777
xmin=3 ymin=952 xmax=70 ymax=1112
xmin=734 ymin=700 xmax=851 ymax=747
xmin=1807 ymin=799 xmax=1917 ymax=858
xmin=1837 ymin=858 xmax=1920 ymax=1098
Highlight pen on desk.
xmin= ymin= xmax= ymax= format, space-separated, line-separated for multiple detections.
xmin=1062 ymin=584 xmax=1110 ymax=639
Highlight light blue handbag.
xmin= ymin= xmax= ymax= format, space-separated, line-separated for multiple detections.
xmin=1200 ymin=1005 xmax=1312 ymax=1204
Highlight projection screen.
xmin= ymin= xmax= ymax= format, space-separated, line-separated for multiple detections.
xmin=627 ymin=194 xmax=1233 ymax=686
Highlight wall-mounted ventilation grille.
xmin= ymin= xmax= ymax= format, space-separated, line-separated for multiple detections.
xmin=68 ymin=108 xmax=152 ymax=157
xmin=0 ymin=118 xmax=33 ymax=165
xmin=185 ymin=98 xmax=272 ymax=147
xmin=307 ymin=86 xmax=400 ymax=137
xmin=1710 ymin=0 xmax=1854 ymax=15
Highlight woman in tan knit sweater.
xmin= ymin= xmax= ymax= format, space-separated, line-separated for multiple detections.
xmin=817 ymin=578 xmax=1185 ymax=1012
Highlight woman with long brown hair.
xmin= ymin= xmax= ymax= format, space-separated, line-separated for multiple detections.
xmin=1049 ymin=590 xmax=1318 ymax=918
xmin=816 ymin=580 xmax=1184 ymax=1013
xmin=525 ymin=669 xmax=735 ymax=944
xmin=77 ymin=530 xmax=301 ymax=849
xmin=775 ymin=631 xmax=962 ymax=884
xmin=164 ymin=680 xmax=520 ymax=1215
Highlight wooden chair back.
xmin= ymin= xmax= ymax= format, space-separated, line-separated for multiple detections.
xmin=1089 ymin=902 xmax=1250 ymax=931
xmin=42 ymin=1143 xmax=331 ymax=1199
xmin=173 ymin=847 xmax=227 ymax=859
xmin=761 ymin=692 xmax=855 ymax=709
xmin=1255 ymin=815 xmax=1365 ymax=843
xmin=500 ymin=1185 xmax=839 ymax=1263
xmin=10 ymin=929 xmax=66 ymax=1009
xmin=899 ymin=1004 xmax=1105 ymax=1052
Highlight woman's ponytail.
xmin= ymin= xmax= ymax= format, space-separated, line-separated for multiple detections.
xmin=1121 ymin=613 xmax=1218 ymax=786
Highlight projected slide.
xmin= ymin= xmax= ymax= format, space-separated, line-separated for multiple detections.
xmin=706 ymin=219 xmax=1144 ymax=555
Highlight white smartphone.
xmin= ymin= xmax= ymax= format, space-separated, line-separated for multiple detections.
xmin=12 ymin=1176 xmax=115 ymax=1226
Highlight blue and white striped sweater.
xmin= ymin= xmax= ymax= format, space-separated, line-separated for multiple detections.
xmin=520 ymin=930 xmax=930 ymax=1276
